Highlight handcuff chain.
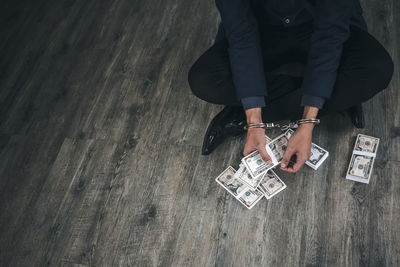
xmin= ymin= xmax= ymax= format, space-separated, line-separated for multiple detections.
xmin=244 ymin=118 xmax=319 ymax=130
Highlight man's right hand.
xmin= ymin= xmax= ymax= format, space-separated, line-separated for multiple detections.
xmin=243 ymin=107 xmax=272 ymax=164
xmin=243 ymin=128 xmax=272 ymax=164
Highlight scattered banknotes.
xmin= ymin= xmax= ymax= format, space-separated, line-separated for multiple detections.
xmin=346 ymin=134 xmax=379 ymax=184
xmin=216 ymin=166 xmax=264 ymax=209
xmin=215 ymin=130 xmax=376 ymax=210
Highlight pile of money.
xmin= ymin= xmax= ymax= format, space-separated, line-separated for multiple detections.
xmin=215 ymin=129 xmax=329 ymax=209
xmin=346 ymin=134 xmax=380 ymax=184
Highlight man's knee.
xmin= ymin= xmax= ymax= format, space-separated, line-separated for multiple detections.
xmin=188 ymin=56 xmax=232 ymax=104
xmin=378 ymin=49 xmax=394 ymax=90
xmin=188 ymin=58 xmax=208 ymax=100
xmin=187 ymin=43 xmax=238 ymax=105
xmin=366 ymin=46 xmax=394 ymax=91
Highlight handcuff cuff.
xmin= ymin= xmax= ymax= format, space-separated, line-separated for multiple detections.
xmin=243 ymin=118 xmax=320 ymax=131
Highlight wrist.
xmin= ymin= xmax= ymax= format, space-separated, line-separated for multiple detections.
xmin=298 ymin=123 xmax=314 ymax=132
xmin=302 ymin=106 xmax=319 ymax=119
xmin=300 ymin=106 xmax=318 ymax=132
xmin=245 ymin=107 xmax=262 ymax=124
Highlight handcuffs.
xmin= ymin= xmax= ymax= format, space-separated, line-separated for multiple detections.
xmin=243 ymin=118 xmax=320 ymax=131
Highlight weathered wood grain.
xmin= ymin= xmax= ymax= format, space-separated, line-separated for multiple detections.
xmin=0 ymin=0 xmax=399 ymax=266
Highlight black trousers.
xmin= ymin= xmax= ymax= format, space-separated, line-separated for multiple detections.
xmin=188 ymin=21 xmax=394 ymax=121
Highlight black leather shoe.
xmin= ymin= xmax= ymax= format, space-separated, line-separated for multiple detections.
xmin=202 ymin=106 xmax=246 ymax=155
xmin=347 ymin=103 xmax=365 ymax=129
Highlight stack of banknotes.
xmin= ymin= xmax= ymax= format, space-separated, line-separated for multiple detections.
xmin=215 ymin=129 xmax=330 ymax=209
xmin=346 ymin=134 xmax=380 ymax=184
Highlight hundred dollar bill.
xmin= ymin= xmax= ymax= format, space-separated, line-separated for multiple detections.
xmin=285 ymin=129 xmax=329 ymax=170
xmin=237 ymin=187 xmax=264 ymax=209
xmin=216 ymin=166 xmax=247 ymax=198
xmin=234 ymin=163 xmax=264 ymax=190
xmin=265 ymin=133 xmax=289 ymax=165
xmin=305 ymin=143 xmax=329 ymax=170
xmin=346 ymin=154 xmax=375 ymax=184
xmin=241 ymin=135 xmax=274 ymax=180
xmin=353 ymin=134 xmax=380 ymax=157
xmin=241 ymin=151 xmax=275 ymax=180
xmin=216 ymin=166 xmax=264 ymax=209
xmin=258 ymin=170 xmax=286 ymax=199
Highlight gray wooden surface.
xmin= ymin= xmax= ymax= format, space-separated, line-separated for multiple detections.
xmin=0 ymin=0 xmax=399 ymax=266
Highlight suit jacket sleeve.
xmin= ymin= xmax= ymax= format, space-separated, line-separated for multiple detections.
xmin=215 ymin=0 xmax=268 ymax=100
xmin=300 ymin=0 xmax=355 ymax=99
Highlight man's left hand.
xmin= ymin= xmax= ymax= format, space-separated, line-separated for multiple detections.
xmin=280 ymin=124 xmax=313 ymax=173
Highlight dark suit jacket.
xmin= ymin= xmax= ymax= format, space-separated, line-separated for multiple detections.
xmin=214 ymin=0 xmax=368 ymax=106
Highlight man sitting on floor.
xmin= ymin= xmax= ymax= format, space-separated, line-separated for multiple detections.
xmin=188 ymin=0 xmax=394 ymax=172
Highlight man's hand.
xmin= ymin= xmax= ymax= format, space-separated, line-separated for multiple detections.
xmin=280 ymin=124 xmax=312 ymax=172
xmin=243 ymin=128 xmax=272 ymax=164
xmin=280 ymin=106 xmax=319 ymax=173
xmin=243 ymin=108 xmax=272 ymax=164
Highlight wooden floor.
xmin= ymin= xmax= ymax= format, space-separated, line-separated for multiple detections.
xmin=0 ymin=0 xmax=399 ymax=266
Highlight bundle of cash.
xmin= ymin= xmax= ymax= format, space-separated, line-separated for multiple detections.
xmin=285 ymin=129 xmax=329 ymax=170
xmin=234 ymin=163 xmax=265 ymax=190
xmin=215 ymin=166 xmax=264 ymax=209
xmin=258 ymin=170 xmax=287 ymax=199
xmin=241 ymin=133 xmax=290 ymax=180
xmin=240 ymin=135 xmax=274 ymax=183
xmin=346 ymin=134 xmax=380 ymax=184
xmin=265 ymin=133 xmax=290 ymax=165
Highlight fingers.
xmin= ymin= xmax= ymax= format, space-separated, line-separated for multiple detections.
xmin=292 ymin=153 xmax=307 ymax=172
xmin=280 ymin=147 xmax=295 ymax=169
xmin=283 ymin=153 xmax=307 ymax=173
xmin=258 ymin=145 xmax=271 ymax=164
